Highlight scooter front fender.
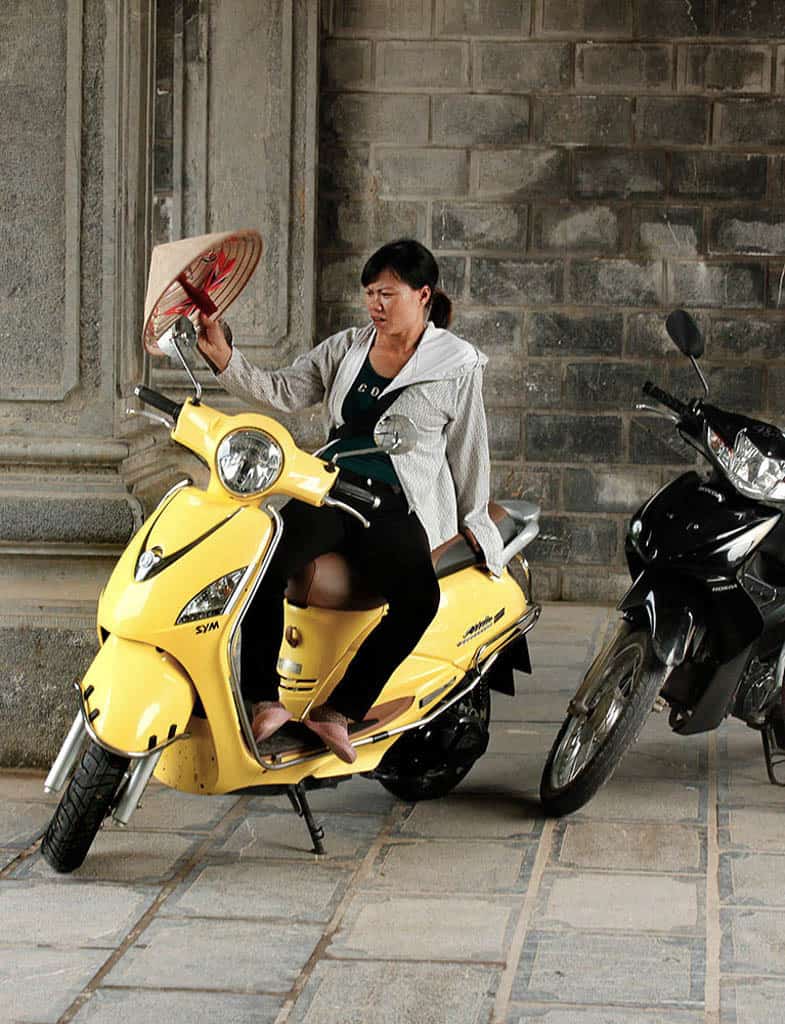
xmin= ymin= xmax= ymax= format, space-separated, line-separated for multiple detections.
xmin=78 ymin=635 xmax=195 ymax=757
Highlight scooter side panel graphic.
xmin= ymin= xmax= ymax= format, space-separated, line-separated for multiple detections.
xmin=79 ymin=635 xmax=195 ymax=756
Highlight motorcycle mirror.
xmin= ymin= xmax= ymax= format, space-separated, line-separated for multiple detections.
xmin=666 ymin=310 xmax=704 ymax=359
xmin=373 ymin=414 xmax=420 ymax=455
xmin=155 ymin=316 xmax=202 ymax=403
xmin=665 ymin=309 xmax=709 ymax=396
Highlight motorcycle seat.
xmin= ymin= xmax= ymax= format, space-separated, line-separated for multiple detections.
xmin=285 ymin=501 xmax=522 ymax=611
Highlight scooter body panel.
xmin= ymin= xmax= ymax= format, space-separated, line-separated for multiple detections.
xmin=79 ymin=635 xmax=195 ymax=756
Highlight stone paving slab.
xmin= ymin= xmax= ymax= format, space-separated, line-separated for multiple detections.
xmin=395 ymin=792 xmax=541 ymax=840
xmin=0 ymin=799 xmax=53 ymax=847
xmin=125 ymin=784 xmax=239 ymax=832
xmin=289 ymin=960 xmax=498 ymax=1024
xmin=329 ymin=892 xmax=516 ymax=962
xmin=721 ymin=907 xmax=785 ymax=975
xmin=537 ymin=870 xmax=701 ymax=933
xmin=362 ymin=839 xmax=534 ymax=894
xmin=103 ymin=917 xmax=323 ymax=993
xmin=71 ymin=987 xmax=282 ymax=1024
xmin=719 ymin=850 xmax=785 ymax=907
xmin=219 ymin=810 xmax=385 ymax=861
xmin=721 ymin=976 xmax=785 ymax=1024
xmin=553 ymin=820 xmax=705 ymax=874
xmin=0 ymin=771 xmax=58 ymax=804
xmin=163 ymin=858 xmax=353 ymax=922
xmin=720 ymin=804 xmax=785 ymax=852
xmin=15 ymin=828 xmax=201 ymax=884
xmin=506 ymin=1007 xmax=704 ymax=1024
xmin=5 ymin=601 xmax=785 ymax=1023
xmin=512 ymin=931 xmax=704 ymax=1006
xmin=0 ymin=947 xmax=109 ymax=1024
xmin=0 ymin=880 xmax=155 ymax=947
xmin=573 ymin=774 xmax=705 ymax=823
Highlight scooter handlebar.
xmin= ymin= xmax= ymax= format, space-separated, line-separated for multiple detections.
xmin=642 ymin=381 xmax=689 ymax=420
xmin=329 ymin=477 xmax=381 ymax=511
xmin=134 ymin=385 xmax=182 ymax=422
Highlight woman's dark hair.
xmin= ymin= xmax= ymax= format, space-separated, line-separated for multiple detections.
xmin=361 ymin=238 xmax=452 ymax=328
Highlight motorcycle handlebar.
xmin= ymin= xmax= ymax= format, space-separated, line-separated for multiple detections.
xmin=134 ymin=385 xmax=182 ymax=422
xmin=642 ymin=381 xmax=690 ymax=420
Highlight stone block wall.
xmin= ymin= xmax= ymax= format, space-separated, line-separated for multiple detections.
xmin=317 ymin=0 xmax=785 ymax=601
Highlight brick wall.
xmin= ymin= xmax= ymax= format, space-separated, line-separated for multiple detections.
xmin=317 ymin=0 xmax=785 ymax=601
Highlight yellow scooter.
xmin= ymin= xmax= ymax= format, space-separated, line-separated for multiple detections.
xmin=41 ymin=318 xmax=540 ymax=872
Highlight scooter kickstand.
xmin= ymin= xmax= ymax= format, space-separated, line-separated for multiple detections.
xmin=287 ymin=783 xmax=326 ymax=855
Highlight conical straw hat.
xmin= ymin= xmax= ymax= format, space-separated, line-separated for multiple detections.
xmin=143 ymin=229 xmax=263 ymax=354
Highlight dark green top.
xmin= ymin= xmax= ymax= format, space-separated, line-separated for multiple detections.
xmin=321 ymin=355 xmax=400 ymax=485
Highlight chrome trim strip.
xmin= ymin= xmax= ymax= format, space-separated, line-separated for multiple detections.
xmin=472 ymin=604 xmax=541 ymax=671
xmin=73 ymin=682 xmax=190 ymax=759
xmin=160 ymin=477 xmax=193 ymax=505
xmin=256 ymin=607 xmax=541 ymax=772
xmin=227 ymin=505 xmax=286 ymax=761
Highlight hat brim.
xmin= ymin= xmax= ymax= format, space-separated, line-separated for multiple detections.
xmin=143 ymin=229 xmax=263 ymax=355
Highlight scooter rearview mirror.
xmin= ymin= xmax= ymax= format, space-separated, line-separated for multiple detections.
xmin=155 ymin=316 xmax=202 ymax=403
xmin=373 ymin=414 xmax=420 ymax=456
xmin=666 ymin=309 xmax=704 ymax=359
xmin=665 ymin=309 xmax=709 ymax=396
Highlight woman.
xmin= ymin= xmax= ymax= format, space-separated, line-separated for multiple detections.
xmin=198 ymin=239 xmax=502 ymax=763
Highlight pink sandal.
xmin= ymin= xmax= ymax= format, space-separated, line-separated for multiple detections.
xmin=251 ymin=701 xmax=292 ymax=742
xmin=304 ymin=705 xmax=357 ymax=764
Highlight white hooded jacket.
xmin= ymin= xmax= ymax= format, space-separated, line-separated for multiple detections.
xmin=217 ymin=321 xmax=503 ymax=576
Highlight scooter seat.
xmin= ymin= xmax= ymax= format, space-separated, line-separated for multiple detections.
xmin=284 ymin=502 xmax=519 ymax=611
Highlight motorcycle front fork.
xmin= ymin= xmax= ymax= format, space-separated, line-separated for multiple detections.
xmin=44 ymin=712 xmax=162 ymax=825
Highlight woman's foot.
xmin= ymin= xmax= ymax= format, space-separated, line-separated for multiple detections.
xmin=304 ymin=704 xmax=357 ymax=764
xmin=251 ymin=700 xmax=292 ymax=743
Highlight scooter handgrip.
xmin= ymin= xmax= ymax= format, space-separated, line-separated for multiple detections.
xmin=331 ymin=478 xmax=380 ymax=510
xmin=642 ymin=381 xmax=688 ymax=418
xmin=134 ymin=385 xmax=182 ymax=421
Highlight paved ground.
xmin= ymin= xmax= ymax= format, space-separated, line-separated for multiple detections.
xmin=1 ymin=603 xmax=783 ymax=1024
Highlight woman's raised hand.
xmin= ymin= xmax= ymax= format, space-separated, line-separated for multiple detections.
xmin=197 ymin=312 xmax=233 ymax=373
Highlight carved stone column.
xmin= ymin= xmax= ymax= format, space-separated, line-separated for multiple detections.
xmin=0 ymin=0 xmax=320 ymax=765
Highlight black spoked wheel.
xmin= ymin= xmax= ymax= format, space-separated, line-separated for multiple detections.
xmin=41 ymin=742 xmax=129 ymax=874
xmin=377 ymin=681 xmax=490 ymax=802
xmin=540 ymin=625 xmax=666 ymax=817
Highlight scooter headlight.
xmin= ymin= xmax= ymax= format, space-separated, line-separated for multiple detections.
xmin=176 ymin=569 xmax=246 ymax=624
xmin=216 ymin=429 xmax=283 ymax=496
xmin=708 ymin=426 xmax=785 ymax=501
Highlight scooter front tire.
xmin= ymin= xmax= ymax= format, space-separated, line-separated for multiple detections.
xmin=540 ymin=627 xmax=665 ymax=817
xmin=41 ymin=742 xmax=129 ymax=873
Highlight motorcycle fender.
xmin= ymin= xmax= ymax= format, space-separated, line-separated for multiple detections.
xmin=480 ymin=635 xmax=532 ymax=696
xmin=619 ymin=571 xmax=762 ymax=664
xmin=618 ymin=574 xmax=698 ymax=667
xmin=78 ymin=635 xmax=196 ymax=757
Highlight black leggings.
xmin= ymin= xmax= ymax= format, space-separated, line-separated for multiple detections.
xmin=240 ymin=489 xmax=441 ymax=722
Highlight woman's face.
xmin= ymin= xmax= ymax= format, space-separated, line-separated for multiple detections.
xmin=364 ymin=269 xmax=431 ymax=336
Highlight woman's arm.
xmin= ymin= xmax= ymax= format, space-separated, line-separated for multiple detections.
xmin=197 ymin=313 xmax=340 ymax=412
xmin=444 ymin=368 xmax=497 ymax=567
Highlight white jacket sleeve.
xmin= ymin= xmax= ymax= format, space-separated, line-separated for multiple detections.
xmin=216 ymin=333 xmax=351 ymax=412
xmin=444 ymin=367 xmax=503 ymax=576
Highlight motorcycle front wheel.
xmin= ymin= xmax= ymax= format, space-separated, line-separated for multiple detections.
xmin=41 ymin=742 xmax=129 ymax=873
xmin=540 ymin=626 xmax=665 ymax=817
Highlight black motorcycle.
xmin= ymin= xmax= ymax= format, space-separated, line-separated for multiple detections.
xmin=541 ymin=309 xmax=785 ymax=815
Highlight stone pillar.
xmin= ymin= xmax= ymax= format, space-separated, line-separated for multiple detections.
xmin=0 ymin=0 xmax=320 ymax=765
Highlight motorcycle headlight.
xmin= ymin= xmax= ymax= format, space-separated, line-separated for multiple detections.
xmin=216 ymin=429 xmax=283 ymax=496
xmin=176 ymin=569 xmax=247 ymax=624
xmin=707 ymin=426 xmax=785 ymax=501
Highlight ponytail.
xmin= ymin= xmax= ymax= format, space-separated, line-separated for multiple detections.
xmin=429 ymin=288 xmax=452 ymax=329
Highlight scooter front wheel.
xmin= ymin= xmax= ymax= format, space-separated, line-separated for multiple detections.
xmin=41 ymin=742 xmax=129 ymax=873
xmin=540 ymin=627 xmax=665 ymax=817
